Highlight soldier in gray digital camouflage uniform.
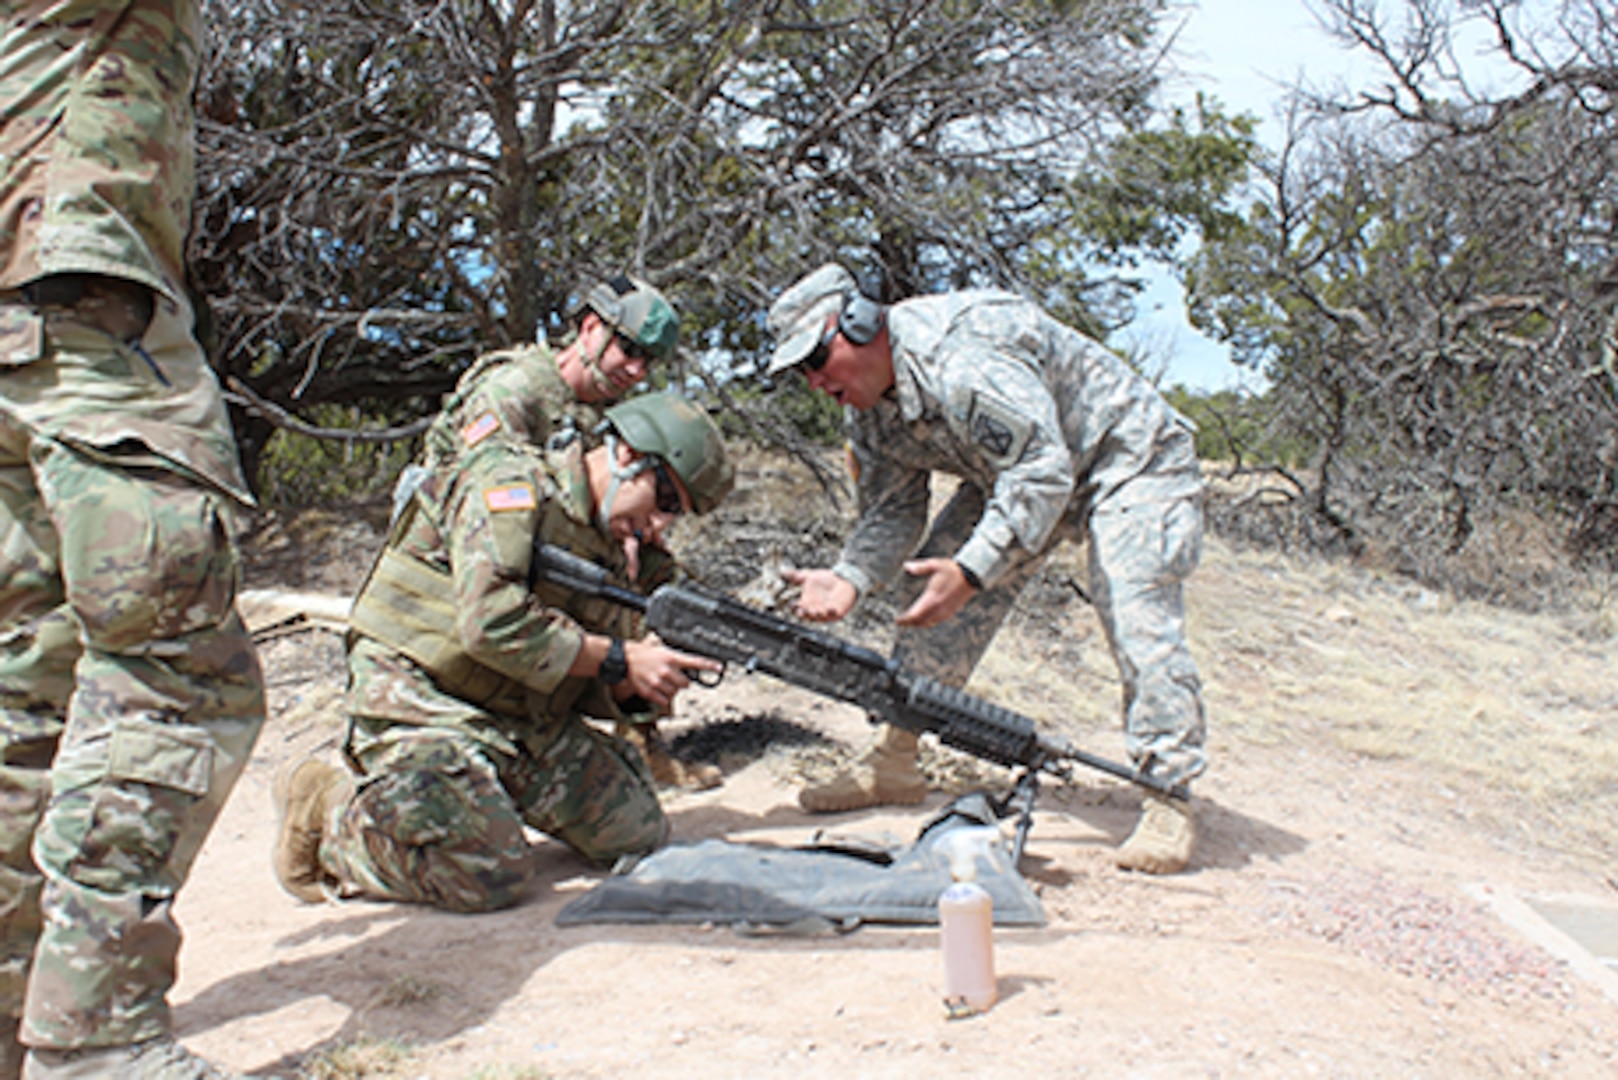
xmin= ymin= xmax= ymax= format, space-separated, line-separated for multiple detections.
xmin=271 ymin=395 xmax=733 ymax=912
xmin=766 ymin=264 xmax=1207 ymax=874
xmin=0 ymin=1 xmax=266 ymax=1077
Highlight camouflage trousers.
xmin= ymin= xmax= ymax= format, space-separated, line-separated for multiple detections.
xmin=324 ymin=715 xmax=666 ymax=913
xmin=0 ymin=318 xmax=264 ymax=1051
xmin=892 ymin=451 xmax=1207 ymax=786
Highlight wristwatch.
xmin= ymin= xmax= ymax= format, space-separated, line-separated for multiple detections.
xmin=599 ymin=637 xmax=629 ymax=686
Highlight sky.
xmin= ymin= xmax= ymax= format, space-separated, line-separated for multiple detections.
xmin=1129 ymin=0 xmax=1384 ymax=392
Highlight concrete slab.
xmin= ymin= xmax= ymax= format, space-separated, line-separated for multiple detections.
xmin=1464 ymin=883 xmax=1618 ymax=1005
xmin=1525 ymin=893 xmax=1618 ymax=968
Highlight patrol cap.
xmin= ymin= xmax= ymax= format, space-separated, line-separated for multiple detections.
xmin=603 ymin=394 xmax=734 ymax=514
xmin=583 ymin=275 xmax=680 ymax=361
xmin=767 ymin=263 xmax=856 ymax=375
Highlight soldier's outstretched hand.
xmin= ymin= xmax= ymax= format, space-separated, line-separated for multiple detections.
xmin=895 ymin=558 xmax=977 ymax=628
xmin=781 ymin=567 xmax=858 ymax=623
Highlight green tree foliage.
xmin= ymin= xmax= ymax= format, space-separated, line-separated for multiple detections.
xmin=254 ymin=406 xmax=419 ymax=505
xmin=192 ymin=0 xmax=1256 ymax=487
xmin=1038 ymin=96 xmax=1259 ymax=337
xmin=1069 ymin=97 xmax=1256 ymax=261
xmin=1161 ymin=385 xmax=1311 ymax=469
xmin=1186 ymin=0 xmax=1618 ymax=604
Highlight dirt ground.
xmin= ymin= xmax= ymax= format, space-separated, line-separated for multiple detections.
xmin=169 ymin=461 xmax=1618 ymax=1079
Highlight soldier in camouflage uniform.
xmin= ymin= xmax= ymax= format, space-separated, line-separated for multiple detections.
xmin=0 ymin=2 xmax=266 ymax=1077
xmin=766 ymin=264 xmax=1207 ymax=875
xmin=401 ymin=275 xmax=718 ymax=790
xmin=417 ymin=274 xmax=679 ymax=473
xmin=272 ymin=395 xmax=733 ymax=912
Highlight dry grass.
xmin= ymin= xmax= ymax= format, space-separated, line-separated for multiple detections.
xmin=467 ymin=1067 xmax=549 ymax=1080
xmin=372 ymin=974 xmax=444 ymax=1009
xmin=1208 ymin=541 xmax=1613 ymax=856
xmin=298 ymin=1036 xmax=413 ymax=1080
xmin=968 ymin=533 xmax=1618 ymax=869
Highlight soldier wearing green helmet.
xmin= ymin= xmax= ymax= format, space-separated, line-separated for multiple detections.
xmin=272 ymin=394 xmax=733 ymax=914
xmin=418 ymin=274 xmax=681 ymax=474
xmin=393 ymin=273 xmax=727 ymax=794
xmin=582 ymin=275 xmax=680 ymax=365
xmin=598 ymin=393 xmax=735 ymax=517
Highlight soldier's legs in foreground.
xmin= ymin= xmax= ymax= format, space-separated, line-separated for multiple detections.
xmin=0 ymin=448 xmax=80 ymax=1078
xmin=1088 ymin=489 xmax=1206 ymax=873
xmin=318 ymin=731 xmax=532 ymax=913
xmin=20 ymin=441 xmax=264 ymax=1054
xmin=510 ymin=718 xmax=666 ymax=864
xmin=800 ymin=484 xmax=1045 ymax=812
xmin=319 ymin=721 xmax=663 ymax=913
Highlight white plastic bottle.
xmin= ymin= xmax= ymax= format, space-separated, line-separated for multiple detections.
xmin=937 ymin=829 xmax=998 ymax=1018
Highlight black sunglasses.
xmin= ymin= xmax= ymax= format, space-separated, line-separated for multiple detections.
xmin=651 ymin=460 xmax=685 ymax=515
xmin=801 ymin=321 xmax=837 ymax=372
xmin=615 ymin=333 xmax=653 ymax=363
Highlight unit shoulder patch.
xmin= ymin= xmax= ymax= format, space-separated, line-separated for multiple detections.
xmin=965 ymin=392 xmax=1032 ymax=467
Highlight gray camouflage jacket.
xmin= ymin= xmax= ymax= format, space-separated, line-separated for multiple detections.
xmin=833 ymin=289 xmax=1202 ymax=594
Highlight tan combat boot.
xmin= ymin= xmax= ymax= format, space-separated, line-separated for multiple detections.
xmin=799 ymin=724 xmax=927 ymax=813
xmin=22 ymin=1036 xmax=240 ymax=1079
xmin=619 ymin=724 xmax=722 ymax=791
xmin=1115 ymin=791 xmax=1196 ymax=874
xmin=271 ymin=758 xmax=351 ymax=903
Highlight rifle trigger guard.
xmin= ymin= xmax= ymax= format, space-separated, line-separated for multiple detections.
xmin=688 ymin=661 xmax=726 ymax=688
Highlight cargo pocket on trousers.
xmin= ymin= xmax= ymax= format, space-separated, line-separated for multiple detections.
xmin=69 ymin=718 xmax=214 ymax=890
xmin=1159 ymin=497 xmax=1204 ymax=583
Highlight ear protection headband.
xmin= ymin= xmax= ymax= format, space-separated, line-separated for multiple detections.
xmin=838 ymin=291 xmax=885 ymax=345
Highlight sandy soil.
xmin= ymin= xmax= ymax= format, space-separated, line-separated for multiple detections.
xmin=166 ymin=482 xmax=1618 ymax=1079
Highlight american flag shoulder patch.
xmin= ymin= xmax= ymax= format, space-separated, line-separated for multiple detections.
xmin=484 ymin=483 xmax=537 ymax=512
xmin=461 ymin=410 xmax=501 ymax=448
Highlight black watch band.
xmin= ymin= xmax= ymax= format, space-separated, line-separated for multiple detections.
xmin=599 ymin=637 xmax=629 ymax=686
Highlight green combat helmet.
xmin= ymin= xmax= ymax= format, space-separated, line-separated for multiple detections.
xmin=604 ymin=394 xmax=734 ymax=514
xmin=583 ymin=275 xmax=680 ymax=362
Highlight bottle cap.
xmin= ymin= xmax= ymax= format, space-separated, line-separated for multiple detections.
xmin=934 ymin=826 xmax=1001 ymax=883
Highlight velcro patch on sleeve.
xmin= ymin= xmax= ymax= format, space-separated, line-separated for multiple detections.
xmin=461 ymin=410 xmax=501 ymax=448
xmin=966 ymin=392 xmax=1032 ymax=468
xmin=484 ymin=483 xmax=537 ymax=512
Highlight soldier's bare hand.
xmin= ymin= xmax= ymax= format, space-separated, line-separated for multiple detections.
xmin=620 ymin=531 xmax=644 ymax=581
xmin=895 ymin=558 xmax=976 ymax=628
xmin=781 ymin=567 xmax=858 ymax=622
xmin=623 ymin=638 xmax=721 ymax=709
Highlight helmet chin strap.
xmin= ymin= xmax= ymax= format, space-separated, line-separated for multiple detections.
xmin=581 ymin=320 xmax=617 ymax=396
xmin=597 ymin=431 xmax=654 ymax=534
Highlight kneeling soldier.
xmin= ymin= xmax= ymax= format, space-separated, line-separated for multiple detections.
xmin=274 ymin=395 xmax=732 ymax=911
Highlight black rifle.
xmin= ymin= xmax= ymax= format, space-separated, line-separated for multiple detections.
xmin=532 ymin=543 xmax=1187 ymax=862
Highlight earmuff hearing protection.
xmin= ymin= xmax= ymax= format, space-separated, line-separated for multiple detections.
xmin=838 ymin=291 xmax=885 ymax=345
